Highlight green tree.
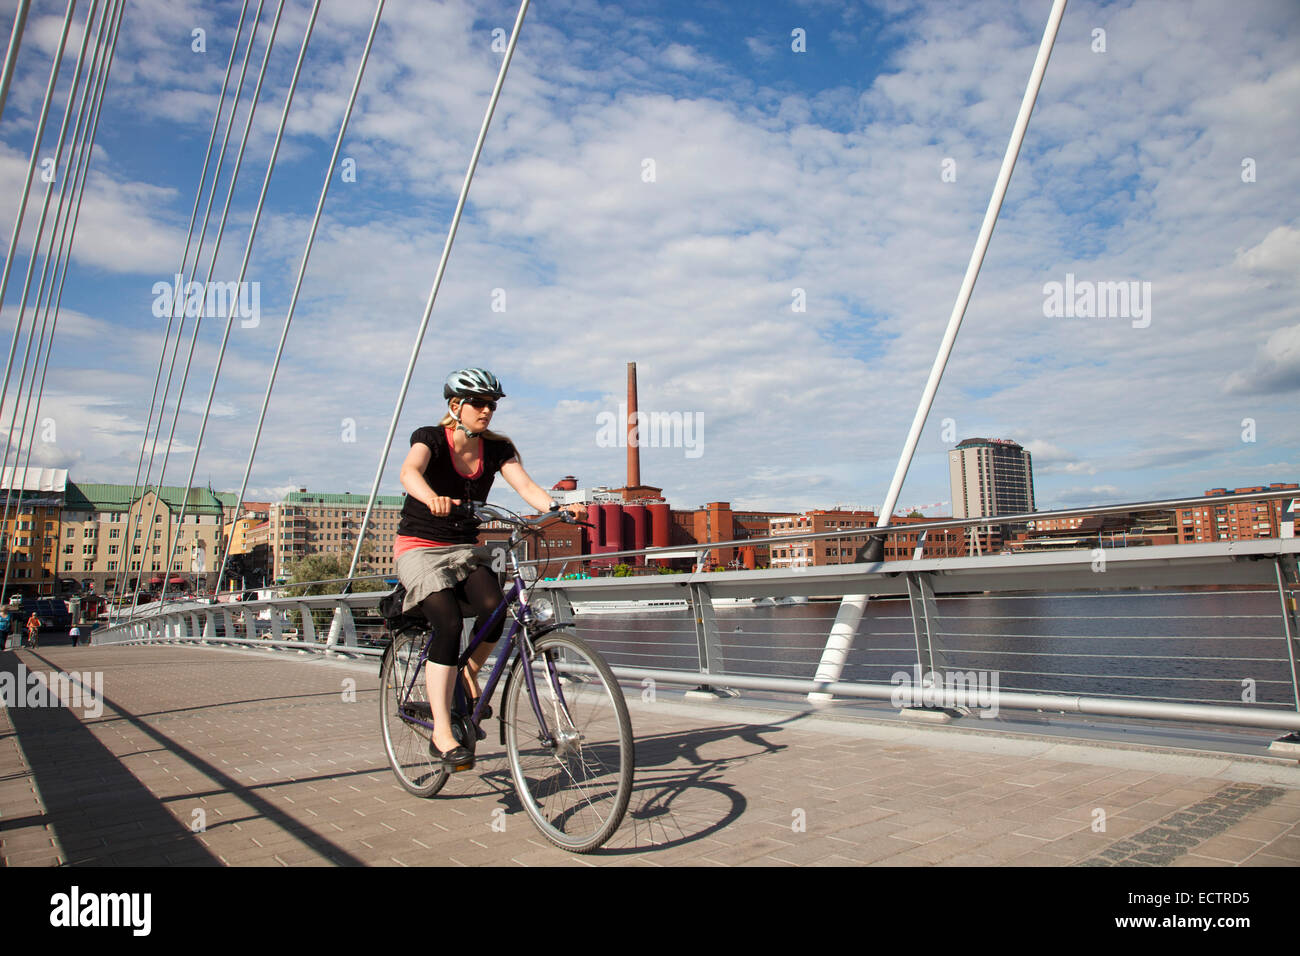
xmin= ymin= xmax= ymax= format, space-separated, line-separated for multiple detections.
xmin=282 ymin=549 xmax=387 ymax=636
xmin=283 ymin=547 xmax=387 ymax=597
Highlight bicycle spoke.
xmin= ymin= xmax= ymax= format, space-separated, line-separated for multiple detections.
xmin=379 ymin=632 xmax=446 ymax=798
xmin=504 ymin=630 xmax=633 ymax=852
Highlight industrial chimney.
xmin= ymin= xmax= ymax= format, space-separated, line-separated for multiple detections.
xmin=627 ymin=362 xmax=640 ymax=489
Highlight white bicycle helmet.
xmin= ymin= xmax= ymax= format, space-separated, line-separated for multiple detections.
xmin=443 ymin=367 xmax=505 ymax=401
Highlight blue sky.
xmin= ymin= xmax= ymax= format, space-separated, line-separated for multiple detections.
xmin=1 ymin=0 xmax=1298 ymax=517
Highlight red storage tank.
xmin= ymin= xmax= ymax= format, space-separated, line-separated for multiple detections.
xmin=600 ymin=503 xmax=624 ymax=552
xmin=649 ymin=503 xmax=671 ymax=549
xmin=625 ymin=504 xmax=648 ymax=565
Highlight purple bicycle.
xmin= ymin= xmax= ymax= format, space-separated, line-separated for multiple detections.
xmin=378 ymin=502 xmax=634 ymax=853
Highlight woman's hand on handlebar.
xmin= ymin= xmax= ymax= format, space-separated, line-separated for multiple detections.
xmin=427 ymin=495 xmax=461 ymax=517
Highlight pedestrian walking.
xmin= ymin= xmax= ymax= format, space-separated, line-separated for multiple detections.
xmin=69 ymin=624 xmax=82 ymax=647
xmin=0 ymin=608 xmax=10 ymax=651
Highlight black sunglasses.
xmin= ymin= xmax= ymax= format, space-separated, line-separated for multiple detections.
xmin=463 ymin=397 xmax=497 ymax=411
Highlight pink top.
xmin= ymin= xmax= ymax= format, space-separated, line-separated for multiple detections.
xmin=393 ymin=534 xmax=457 ymax=559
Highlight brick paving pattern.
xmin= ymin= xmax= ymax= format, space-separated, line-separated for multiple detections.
xmin=2 ymin=643 xmax=1299 ymax=866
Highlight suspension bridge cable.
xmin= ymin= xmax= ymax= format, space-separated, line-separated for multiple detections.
xmin=0 ymin=0 xmax=99 ymax=602
xmin=0 ymin=0 xmax=32 ymax=126
xmin=11 ymin=0 xmax=124 ymax=599
xmin=348 ymin=0 xmax=531 ymax=584
xmin=108 ymin=0 xmax=254 ymax=609
xmin=127 ymin=0 xmax=282 ymax=617
xmin=164 ymin=0 xmax=322 ymax=606
xmin=212 ymin=0 xmax=387 ymax=598
xmin=810 ymin=0 xmax=1069 ymax=700
xmin=6 ymin=0 xmax=115 ymax=490
xmin=0 ymin=0 xmax=78 ymax=432
xmin=118 ymin=0 xmax=268 ymax=614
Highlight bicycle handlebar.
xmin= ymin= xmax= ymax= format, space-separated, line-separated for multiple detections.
xmin=450 ymin=500 xmax=592 ymax=530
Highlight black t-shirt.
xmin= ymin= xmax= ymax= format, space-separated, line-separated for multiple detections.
xmin=397 ymin=426 xmax=518 ymax=544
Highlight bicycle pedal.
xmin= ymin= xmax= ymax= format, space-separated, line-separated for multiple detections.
xmin=446 ymin=757 xmax=475 ymax=773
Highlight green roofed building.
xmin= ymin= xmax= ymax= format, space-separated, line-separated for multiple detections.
xmin=55 ymin=481 xmax=227 ymax=596
xmin=269 ymin=488 xmax=408 ymax=581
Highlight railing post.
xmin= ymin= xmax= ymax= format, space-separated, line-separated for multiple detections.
xmin=550 ymin=587 xmax=575 ymax=626
xmin=685 ymin=580 xmax=727 ymax=699
xmin=202 ymin=612 xmax=215 ymax=642
xmin=339 ymin=603 xmax=356 ymax=648
xmin=269 ymin=605 xmax=283 ymax=642
xmin=299 ymin=604 xmax=315 ymax=643
xmin=1275 ymin=557 xmax=1300 ymax=713
xmin=325 ymin=603 xmax=356 ymax=651
xmin=903 ymin=572 xmax=949 ymax=713
xmin=221 ymin=608 xmax=235 ymax=640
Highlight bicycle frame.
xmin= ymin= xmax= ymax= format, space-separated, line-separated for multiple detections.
xmin=391 ymin=519 xmax=577 ymax=749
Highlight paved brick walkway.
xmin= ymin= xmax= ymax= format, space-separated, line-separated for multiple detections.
xmin=2 ymin=644 xmax=1298 ymax=866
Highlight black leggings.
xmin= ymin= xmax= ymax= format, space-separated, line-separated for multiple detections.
xmin=419 ymin=566 xmax=506 ymax=667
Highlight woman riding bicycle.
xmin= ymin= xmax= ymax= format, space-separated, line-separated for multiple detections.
xmin=395 ymin=367 xmax=583 ymax=769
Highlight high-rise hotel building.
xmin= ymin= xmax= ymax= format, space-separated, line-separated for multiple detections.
xmin=949 ymin=438 xmax=1035 ymax=519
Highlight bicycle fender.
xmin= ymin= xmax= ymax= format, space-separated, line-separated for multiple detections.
xmin=498 ymin=661 xmax=514 ymax=747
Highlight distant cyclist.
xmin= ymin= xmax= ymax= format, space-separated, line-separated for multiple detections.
xmin=25 ymin=611 xmax=41 ymax=649
xmin=394 ymin=367 xmax=584 ymax=770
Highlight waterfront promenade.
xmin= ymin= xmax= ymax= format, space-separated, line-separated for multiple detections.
xmin=2 ymin=642 xmax=1298 ymax=867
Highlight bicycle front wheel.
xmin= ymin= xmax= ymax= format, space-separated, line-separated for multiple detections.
xmin=379 ymin=631 xmax=448 ymax=798
xmin=504 ymin=628 xmax=634 ymax=852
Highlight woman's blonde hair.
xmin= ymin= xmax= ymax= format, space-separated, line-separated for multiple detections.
xmin=441 ymin=401 xmax=520 ymax=463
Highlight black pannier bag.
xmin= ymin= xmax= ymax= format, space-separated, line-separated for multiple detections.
xmin=378 ymin=583 xmax=427 ymax=634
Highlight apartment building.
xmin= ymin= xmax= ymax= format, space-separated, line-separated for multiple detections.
xmin=269 ymin=490 xmax=406 ymax=581
xmin=59 ymin=481 xmax=225 ymax=592
xmin=1175 ymin=484 xmax=1299 ymax=543
xmin=769 ymin=509 xmax=964 ymax=567
xmin=949 ymin=438 xmax=1035 ymax=519
xmin=0 ymin=467 xmax=67 ymax=595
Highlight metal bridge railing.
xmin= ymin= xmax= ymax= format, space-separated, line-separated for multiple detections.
xmin=92 ymin=534 xmax=1300 ymax=740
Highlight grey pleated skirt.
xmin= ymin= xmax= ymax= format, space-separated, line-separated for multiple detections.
xmin=394 ymin=544 xmax=496 ymax=614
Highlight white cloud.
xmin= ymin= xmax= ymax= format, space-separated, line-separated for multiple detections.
xmin=1224 ymin=323 xmax=1300 ymax=396
xmin=1234 ymin=225 xmax=1300 ymax=277
xmin=2 ymin=0 xmax=1297 ymax=517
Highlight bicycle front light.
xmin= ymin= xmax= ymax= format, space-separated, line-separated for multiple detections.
xmin=530 ymin=597 xmax=555 ymax=623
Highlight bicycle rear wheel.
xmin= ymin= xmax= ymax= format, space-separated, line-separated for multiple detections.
xmin=379 ymin=631 xmax=448 ymax=798
xmin=504 ymin=628 xmax=634 ymax=852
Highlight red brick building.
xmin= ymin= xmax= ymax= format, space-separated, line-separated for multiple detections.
xmin=769 ymin=510 xmax=964 ymax=567
xmin=1175 ymin=484 xmax=1299 ymax=544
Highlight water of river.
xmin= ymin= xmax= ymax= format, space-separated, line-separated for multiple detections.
xmin=569 ymin=588 xmax=1299 ymax=708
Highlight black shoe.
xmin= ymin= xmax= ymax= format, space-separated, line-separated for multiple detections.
xmin=430 ymin=742 xmax=475 ymax=772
